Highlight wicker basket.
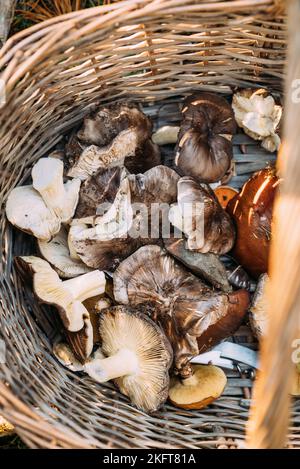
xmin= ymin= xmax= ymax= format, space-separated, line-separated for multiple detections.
xmin=0 ymin=0 xmax=298 ymax=449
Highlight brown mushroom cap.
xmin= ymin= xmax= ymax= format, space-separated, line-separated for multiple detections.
xmin=85 ymin=305 xmax=173 ymax=412
xmin=65 ymin=102 xmax=161 ymax=178
xmin=175 ymin=93 xmax=236 ymax=183
xmin=64 ymin=313 xmax=93 ymax=363
xmin=114 ymin=245 xmax=250 ymax=376
xmin=74 ymin=167 xmax=127 ymax=220
xmin=170 ymin=177 xmax=236 ymax=255
xmin=169 ymin=364 xmax=227 ymax=409
xmin=227 ymin=167 xmax=279 ymax=278
xmin=163 ymin=236 xmax=231 ymax=292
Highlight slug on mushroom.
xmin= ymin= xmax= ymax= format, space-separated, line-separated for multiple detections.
xmin=169 ymin=177 xmax=236 ymax=255
xmin=114 ymin=245 xmax=250 ymax=377
xmin=227 ymin=167 xmax=279 ymax=278
xmin=65 ymin=101 xmax=161 ymax=180
xmin=84 ymin=305 xmax=173 ymax=413
xmin=174 ymin=93 xmax=236 ymax=183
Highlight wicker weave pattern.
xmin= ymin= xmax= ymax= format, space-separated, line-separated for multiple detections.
xmin=0 ymin=1 xmax=295 ymax=449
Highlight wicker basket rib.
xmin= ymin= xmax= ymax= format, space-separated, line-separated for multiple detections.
xmin=0 ymin=0 xmax=298 ymax=449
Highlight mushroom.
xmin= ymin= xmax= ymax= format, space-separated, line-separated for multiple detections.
xmin=174 ymin=93 xmax=236 ymax=183
xmin=227 ymin=167 xmax=279 ymax=278
xmin=249 ymin=274 xmax=269 ymax=339
xmin=65 ymin=101 xmax=160 ymax=180
xmin=64 ymin=313 xmax=94 ymax=362
xmin=6 ymin=157 xmax=81 ymax=241
xmin=38 ymin=227 xmax=92 ymax=278
xmin=69 ymin=166 xmax=179 ymax=270
xmin=114 ymin=245 xmax=250 ymax=377
xmin=169 ymin=177 xmax=236 ymax=255
xmin=74 ymin=166 xmax=127 ymax=221
xmin=53 ymin=343 xmax=104 ymax=372
xmin=163 ymin=236 xmax=231 ymax=292
xmin=84 ymin=294 xmax=112 ymax=343
xmin=214 ymin=186 xmax=239 ymax=209
xmin=32 ymin=157 xmax=81 ymax=223
xmin=152 ymin=126 xmax=180 ymax=145
xmin=169 ymin=364 xmax=227 ymax=409
xmin=15 ymin=256 xmax=106 ymax=332
xmin=6 ymin=185 xmax=61 ymax=241
xmin=232 ymin=88 xmax=282 ymax=152
xmin=226 ymin=264 xmax=255 ymax=291
xmin=84 ymin=305 xmax=173 ymax=412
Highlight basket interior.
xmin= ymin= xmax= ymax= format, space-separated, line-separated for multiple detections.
xmin=1 ymin=5 xmax=297 ymax=449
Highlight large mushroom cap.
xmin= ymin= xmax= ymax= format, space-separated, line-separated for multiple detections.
xmin=169 ymin=364 xmax=227 ymax=409
xmin=65 ymin=102 xmax=160 ymax=179
xmin=85 ymin=305 xmax=173 ymax=412
xmin=227 ymin=166 xmax=279 ymax=278
xmin=175 ymin=93 xmax=236 ymax=183
xmin=114 ymin=245 xmax=249 ymax=376
xmin=170 ymin=177 xmax=236 ymax=255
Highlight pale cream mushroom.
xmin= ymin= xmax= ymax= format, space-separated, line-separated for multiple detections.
xmin=84 ymin=305 xmax=173 ymax=412
xmin=169 ymin=364 xmax=227 ymax=409
xmin=249 ymin=274 xmax=269 ymax=339
xmin=32 ymin=157 xmax=81 ymax=223
xmin=152 ymin=126 xmax=180 ymax=145
xmin=232 ymin=89 xmax=282 ymax=152
xmin=15 ymin=256 xmax=106 ymax=332
xmin=6 ymin=185 xmax=61 ymax=241
xmin=38 ymin=227 xmax=92 ymax=278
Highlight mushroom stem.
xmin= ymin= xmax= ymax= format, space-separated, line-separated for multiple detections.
xmin=84 ymin=348 xmax=139 ymax=382
xmin=32 ymin=158 xmax=67 ymax=218
xmin=181 ymin=374 xmax=199 ymax=386
xmin=63 ymin=270 xmax=106 ymax=302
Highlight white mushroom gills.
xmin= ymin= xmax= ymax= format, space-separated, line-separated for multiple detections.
xmin=84 ymin=348 xmax=139 ymax=382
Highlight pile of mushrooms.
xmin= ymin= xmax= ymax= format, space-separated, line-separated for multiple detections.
xmin=6 ymin=94 xmax=280 ymax=413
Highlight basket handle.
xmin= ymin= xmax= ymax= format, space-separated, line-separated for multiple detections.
xmin=247 ymin=0 xmax=300 ymax=449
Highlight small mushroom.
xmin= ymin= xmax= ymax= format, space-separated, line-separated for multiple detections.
xmin=53 ymin=343 xmax=104 ymax=371
xmin=169 ymin=364 xmax=227 ymax=409
xmin=232 ymin=88 xmax=282 ymax=152
xmin=226 ymin=264 xmax=255 ymax=292
xmin=15 ymin=256 xmax=106 ymax=332
xmin=38 ymin=227 xmax=92 ymax=278
xmin=227 ymin=167 xmax=279 ymax=278
xmin=249 ymin=274 xmax=269 ymax=339
xmin=174 ymin=93 xmax=236 ymax=183
xmin=214 ymin=186 xmax=239 ymax=209
xmin=169 ymin=177 xmax=235 ymax=255
xmin=65 ymin=102 xmax=160 ymax=179
xmin=152 ymin=126 xmax=180 ymax=145
xmin=163 ymin=236 xmax=231 ymax=292
xmin=84 ymin=294 xmax=112 ymax=343
xmin=84 ymin=305 xmax=173 ymax=412
xmin=32 ymin=157 xmax=81 ymax=223
xmin=114 ymin=245 xmax=250 ymax=376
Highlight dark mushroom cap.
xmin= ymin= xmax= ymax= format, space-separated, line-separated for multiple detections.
xmin=99 ymin=305 xmax=173 ymax=412
xmin=163 ymin=236 xmax=231 ymax=292
xmin=64 ymin=313 xmax=93 ymax=363
xmin=175 ymin=176 xmax=236 ymax=255
xmin=74 ymin=167 xmax=126 ymax=220
xmin=65 ymin=101 xmax=160 ymax=176
xmin=227 ymin=166 xmax=279 ymax=278
xmin=114 ymin=245 xmax=249 ymax=377
xmin=175 ymin=93 xmax=236 ymax=183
